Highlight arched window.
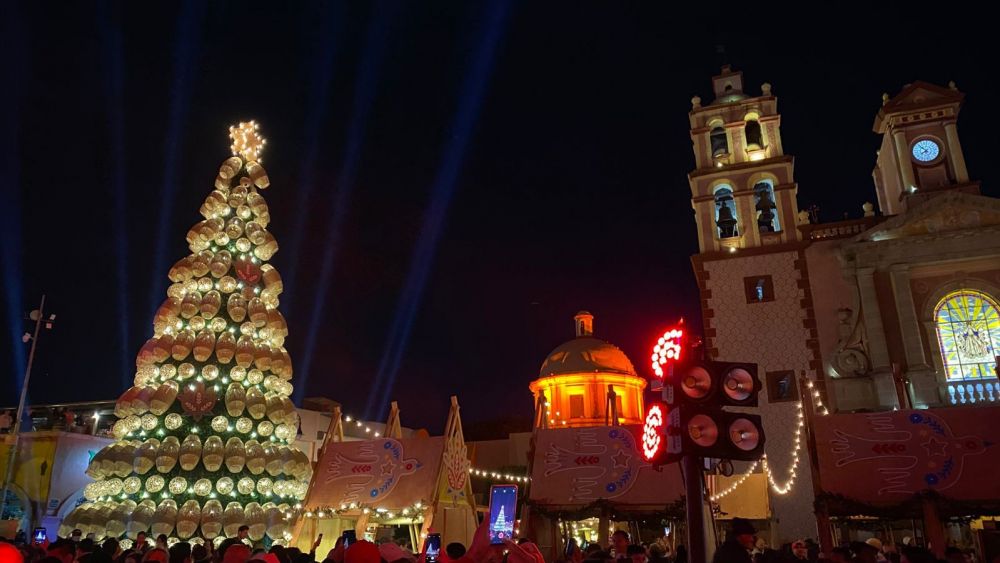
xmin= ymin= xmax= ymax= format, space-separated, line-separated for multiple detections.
xmin=935 ymin=290 xmax=1000 ymax=381
xmin=753 ymin=180 xmax=779 ymax=232
xmin=745 ymin=119 xmax=763 ymax=149
xmin=710 ymin=126 xmax=729 ymax=157
xmin=714 ymin=184 xmax=738 ymax=239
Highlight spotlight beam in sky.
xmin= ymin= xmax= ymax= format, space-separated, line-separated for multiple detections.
xmin=295 ymin=1 xmax=397 ymax=405
xmin=281 ymin=3 xmax=346 ymax=316
xmin=98 ymin=0 xmax=131 ymax=389
xmin=363 ymin=1 xmax=509 ymax=421
xmin=1 ymin=4 xmax=27 ymax=403
xmin=148 ymin=0 xmax=205 ymax=317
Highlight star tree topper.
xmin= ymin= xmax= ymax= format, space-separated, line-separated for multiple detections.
xmin=229 ymin=120 xmax=266 ymax=162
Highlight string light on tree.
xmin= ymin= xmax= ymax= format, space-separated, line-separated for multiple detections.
xmin=61 ymin=122 xmax=308 ymax=544
xmin=229 ymin=121 xmax=266 ymax=162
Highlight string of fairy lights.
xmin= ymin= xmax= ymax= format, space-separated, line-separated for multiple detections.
xmin=339 ymin=378 xmax=835 ymax=498
xmin=469 ymin=467 xmax=531 ymax=483
xmin=709 ymin=379 xmax=829 ymax=501
xmin=337 ymin=410 xmax=531 ymax=483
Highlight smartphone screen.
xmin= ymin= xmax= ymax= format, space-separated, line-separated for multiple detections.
xmin=342 ymin=530 xmax=357 ymax=549
xmin=488 ymin=484 xmax=518 ymax=545
xmin=33 ymin=528 xmax=46 ymax=544
xmin=424 ymin=533 xmax=441 ymax=563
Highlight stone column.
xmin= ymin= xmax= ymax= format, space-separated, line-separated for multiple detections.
xmin=857 ymin=268 xmax=897 ymax=407
xmin=726 ymin=122 xmax=745 ymax=164
xmin=889 ymin=265 xmax=927 ymax=367
xmin=892 ymin=130 xmax=917 ymax=192
xmin=761 ymin=117 xmax=782 ymax=157
xmin=943 ymin=121 xmax=969 ymax=183
xmin=889 ymin=265 xmax=940 ymax=407
xmin=857 ymin=268 xmax=890 ymax=368
xmin=736 ymin=192 xmax=757 ymax=248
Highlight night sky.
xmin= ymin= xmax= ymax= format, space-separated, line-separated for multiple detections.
xmin=2 ymin=2 xmax=998 ymax=435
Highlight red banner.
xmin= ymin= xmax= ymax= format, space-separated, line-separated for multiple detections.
xmin=528 ymin=426 xmax=683 ymax=507
xmin=813 ymin=407 xmax=1000 ymax=501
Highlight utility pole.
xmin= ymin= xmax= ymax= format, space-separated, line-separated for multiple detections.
xmin=1 ymin=295 xmax=54 ymax=519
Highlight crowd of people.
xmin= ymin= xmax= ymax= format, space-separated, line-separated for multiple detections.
xmin=712 ymin=518 xmax=984 ymax=563
xmin=0 ymin=519 xmax=989 ymax=563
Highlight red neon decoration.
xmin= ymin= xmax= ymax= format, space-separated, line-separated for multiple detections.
xmin=642 ymin=404 xmax=665 ymax=461
xmin=651 ymin=326 xmax=684 ymax=379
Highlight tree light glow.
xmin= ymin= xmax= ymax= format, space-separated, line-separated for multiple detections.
xmin=229 ymin=120 xmax=266 ymax=162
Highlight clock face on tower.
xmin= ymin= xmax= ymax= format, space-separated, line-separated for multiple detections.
xmin=912 ymin=139 xmax=941 ymax=162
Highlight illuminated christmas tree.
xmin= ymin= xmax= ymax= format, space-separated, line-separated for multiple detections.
xmin=61 ymin=122 xmax=309 ymax=546
xmin=492 ymin=505 xmax=508 ymax=533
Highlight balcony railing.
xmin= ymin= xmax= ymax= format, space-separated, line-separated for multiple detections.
xmin=946 ymin=380 xmax=1000 ymax=405
xmin=799 ymin=216 xmax=886 ymax=241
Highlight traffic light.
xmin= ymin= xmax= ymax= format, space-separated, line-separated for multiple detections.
xmin=641 ymin=324 xmax=766 ymax=466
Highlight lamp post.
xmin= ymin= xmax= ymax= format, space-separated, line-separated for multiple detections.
xmin=1 ymin=295 xmax=55 ymax=520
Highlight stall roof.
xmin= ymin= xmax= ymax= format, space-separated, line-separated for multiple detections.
xmin=307 ymin=436 xmax=445 ymax=511
xmin=528 ymin=425 xmax=684 ymax=509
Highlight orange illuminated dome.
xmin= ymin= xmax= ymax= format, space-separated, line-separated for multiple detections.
xmin=529 ymin=312 xmax=646 ymax=428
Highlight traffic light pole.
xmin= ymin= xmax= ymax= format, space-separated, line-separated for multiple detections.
xmin=683 ymin=454 xmax=708 ymax=563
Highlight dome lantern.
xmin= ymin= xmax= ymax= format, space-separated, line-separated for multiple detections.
xmin=575 ymin=311 xmax=594 ymax=337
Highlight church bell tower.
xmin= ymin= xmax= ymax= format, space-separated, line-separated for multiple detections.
xmin=688 ymin=66 xmax=802 ymax=253
xmin=872 ymin=81 xmax=975 ymax=215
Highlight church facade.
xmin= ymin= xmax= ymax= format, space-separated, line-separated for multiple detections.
xmin=687 ymin=67 xmax=1000 ymax=542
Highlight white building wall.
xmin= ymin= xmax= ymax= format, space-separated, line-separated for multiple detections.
xmin=701 ymin=251 xmax=818 ymax=544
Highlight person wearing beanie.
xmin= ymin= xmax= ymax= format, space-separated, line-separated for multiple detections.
xmin=379 ymin=542 xmax=415 ymax=563
xmin=344 ymin=541 xmax=380 ymax=563
xmin=0 ymin=542 xmax=24 ymax=563
xmin=713 ymin=518 xmax=755 ymax=563
xmin=223 ymin=545 xmax=251 ymax=563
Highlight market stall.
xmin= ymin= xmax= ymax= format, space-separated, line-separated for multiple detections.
xmin=812 ymin=406 xmax=1000 ymax=558
xmin=292 ymin=397 xmax=476 ymax=555
xmin=524 ymin=425 xmax=685 ymax=560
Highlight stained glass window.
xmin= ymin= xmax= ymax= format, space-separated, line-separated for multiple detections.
xmin=935 ymin=290 xmax=1000 ymax=381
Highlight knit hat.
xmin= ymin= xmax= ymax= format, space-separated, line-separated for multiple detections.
xmin=866 ymin=538 xmax=883 ymax=551
xmin=223 ymin=545 xmax=251 ymax=563
xmin=345 ymin=541 xmax=381 ymax=563
xmin=0 ymin=542 xmax=23 ymax=563
xmin=378 ymin=542 xmax=414 ymax=563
